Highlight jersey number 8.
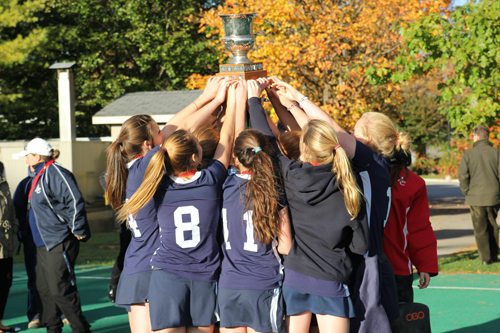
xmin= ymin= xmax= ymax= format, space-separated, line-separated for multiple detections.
xmin=174 ymin=206 xmax=201 ymax=248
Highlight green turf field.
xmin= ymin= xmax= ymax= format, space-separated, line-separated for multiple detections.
xmin=4 ymin=265 xmax=500 ymax=332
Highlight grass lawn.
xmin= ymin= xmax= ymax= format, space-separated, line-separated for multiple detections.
xmin=438 ymin=250 xmax=500 ymax=274
xmin=14 ymin=232 xmax=499 ymax=274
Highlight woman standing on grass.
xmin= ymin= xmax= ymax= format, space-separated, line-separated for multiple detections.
xmin=18 ymin=139 xmax=91 ymax=333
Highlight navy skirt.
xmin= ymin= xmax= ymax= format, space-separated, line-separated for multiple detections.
xmin=115 ymin=270 xmax=152 ymax=309
xmin=218 ymin=287 xmax=286 ymax=333
xmin=283 ymin=285 xmax=355 ymax=318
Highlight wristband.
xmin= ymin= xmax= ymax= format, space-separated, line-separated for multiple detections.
xmin=298 ymin=96 xmax=309 ymax=109
xmin=286 ymin=102 xmax=298 ymax=112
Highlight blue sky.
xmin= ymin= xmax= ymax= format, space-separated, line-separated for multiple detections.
xmin=451 ymin=0 xmax=468 ymax=7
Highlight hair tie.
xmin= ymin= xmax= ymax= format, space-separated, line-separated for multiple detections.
xmin=334 ymin=144 xmax=341 ymax=151
xmin=396 ymin=139 xmax=401 ymax=146
xmin=161 ymin=147 xmax=167 ymax=152
xmin=252 ymin=147 xmax=262 ymax=153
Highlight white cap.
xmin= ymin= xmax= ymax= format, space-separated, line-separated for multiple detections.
xmin=17 ymin=138 xmax=53 ymax=157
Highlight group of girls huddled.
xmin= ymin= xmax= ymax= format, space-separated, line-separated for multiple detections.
xmin=105 ymin=74 xmax=437 ymax=333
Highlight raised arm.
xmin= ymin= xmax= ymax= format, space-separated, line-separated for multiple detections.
xmin=213 ymin=82 xmax=237 ymax=169
xmin=161 ymin=76 xmax=224 ymax=137
xmin=271 ymin=76 xmax=357 ymax=158
xmin=277 ymin=207 xmax=292 ymax=255
xmin=234 ymin=80 xmax=249 ymax=139
xmin=177 ymin=78 xmax=234 ymax=133
xmin=265 ymin=86 xmax=304 ymax=130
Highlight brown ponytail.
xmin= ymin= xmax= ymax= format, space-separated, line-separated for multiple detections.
xmin=234 ymin=129 xmax=281 ymax=245
xmin=300 ymin=119 xmax=363 ymax=219
xmin=105 ymin=114 xmax=156 ymax=211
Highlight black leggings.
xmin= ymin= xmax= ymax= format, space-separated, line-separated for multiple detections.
xmin=0 ymin=257 xmax=14 ymax=320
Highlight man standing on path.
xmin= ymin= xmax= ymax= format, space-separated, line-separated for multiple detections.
xmin=458 ymin=125 xmax=500 ymax=265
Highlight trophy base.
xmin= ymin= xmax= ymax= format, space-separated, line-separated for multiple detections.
xmin=216 ymin=62 xmax=267 ymax=80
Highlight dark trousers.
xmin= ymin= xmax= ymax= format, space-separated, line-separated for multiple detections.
xmin=470 ymin=205 xmax=500 ymax=263
xmin=23 ymin=236 xmax=41 ymax=321
xmin=109 ymin=223 xmax=131 ymax=289
xmin=36 ymin=237 xmax=90 ymax=333
xmin=394 ymin=274 xmax=414 ymax=304
xmin=0 ymin=257 xmax=13 ymax=320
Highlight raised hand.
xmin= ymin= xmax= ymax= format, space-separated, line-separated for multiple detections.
xmin=227 ymin=81 xmax=237 ymax=107
xmin=201 ymin=76 xmax=224 ymax=101
xmin=268 ymin=76 xmax=303 ymax=102
xmin=248 ymin=80 xmax=265 ymax=99
xmin=214 ymin=78 xmax=236 ymax=105
xmin=236 ymin=80 xmax=248 ymax=103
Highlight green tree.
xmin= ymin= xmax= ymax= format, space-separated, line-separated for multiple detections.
xmin=0 ymin=0 xmax=220 ymax=140
xmin=385 ymin=0 xmax=500 ymax=132
xmin=397 ymin=70 xmax=449 ymax=157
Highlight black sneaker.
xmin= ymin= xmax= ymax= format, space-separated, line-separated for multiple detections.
xmin=108 ymin=285 xmax=116 ymax=303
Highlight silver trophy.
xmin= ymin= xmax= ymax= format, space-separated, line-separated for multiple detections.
xmin=219 ymin=13 xmax=256 ymax=64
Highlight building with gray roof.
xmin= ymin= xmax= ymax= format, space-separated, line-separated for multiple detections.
xmin=92 ymin=90 xmax=204 ymax=138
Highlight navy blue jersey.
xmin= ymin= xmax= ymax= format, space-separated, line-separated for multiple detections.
xmin=122 ymin=146 xmax=161 ymax=275
xmin=151 ymin=160 xmax=227 ymax=282
xmin=352 ymin=141 xmax=392 ymax=257
xmin=219 ymin=173 xmax=285 ymax=290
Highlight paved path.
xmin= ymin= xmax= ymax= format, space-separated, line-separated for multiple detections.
xmin=424 ymin=179 xmax=478 ymax=257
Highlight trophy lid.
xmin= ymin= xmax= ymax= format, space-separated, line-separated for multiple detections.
xmin=218 ymin=13 xmax=256 ymax=37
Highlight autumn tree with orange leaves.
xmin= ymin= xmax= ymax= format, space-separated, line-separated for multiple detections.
xmin=187 ymin=0 xmax=451 ymax=128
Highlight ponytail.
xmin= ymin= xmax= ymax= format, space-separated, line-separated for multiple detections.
xmin=117 ymin=148 xmax=167 ymax=222
xmin=301 ymin=119 xmax=363 ymax=219
xmin=332 ymin=146 xmax=363 ymax=219
xmin=105 ymin=114 xmax=156 ymax=212
xmin=106 ymin=140 xmax=128 ymax=211
xmin=390 ymin=131 xmax=412 ymax=187
xmin=117 ymin=130 xmax=200 ymax=222
xmin=234 ymin=129 xmax=281 ymax=244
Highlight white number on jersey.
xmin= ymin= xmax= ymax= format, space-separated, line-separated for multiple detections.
xmin=222 ymin=208 xmax=231 ymax=250
xmin=174 ymin=206 xmax=201 ymax=248
xmin=222 ymin=209 xmax=258 ymax=252
xmin=383 ymin=187 xmax=392 ymax=227
xmin=243 ymin=211 xmax=258 ymax=252
xmin=127 ymin=214 xmax=142 ymax=237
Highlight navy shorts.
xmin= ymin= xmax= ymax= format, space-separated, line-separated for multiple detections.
xmin=149 ymin=269 xmax=217 ymax=330
xmin=115 ymin=270 xmax=152 ymax=310
xmin=283 ymin=285 xmax=355 ymax=318
xmin=218 ymin=287 xmax=285 ymax=333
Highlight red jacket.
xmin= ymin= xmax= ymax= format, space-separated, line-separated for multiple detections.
xmin=383 ymin=168 xmax=438 ymax=277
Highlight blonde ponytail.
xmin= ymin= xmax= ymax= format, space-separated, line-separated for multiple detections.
xmin=117 ymin=148 xmax=167 ymax=222
xmin=301 ymin=119 xmax=363 ymax=219
xmin=117 ymin=130 xmax=200 ymax=222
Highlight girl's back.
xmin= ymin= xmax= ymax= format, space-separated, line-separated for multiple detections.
xmin=151 ymin=159 xmax=227 ymax=282
xmin=122 ymin=146 xmax=162 ymax=275
xmin=220 ymin=173 xmax=285 ymax=290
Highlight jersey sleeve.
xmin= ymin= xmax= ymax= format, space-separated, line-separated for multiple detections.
xmin=207 ymin=159 xmax=228 ymax=184
xmin=348 ymin=200 xmax=370 ymax=256
xmin=406 ymin=177 xmax=438 ymax=276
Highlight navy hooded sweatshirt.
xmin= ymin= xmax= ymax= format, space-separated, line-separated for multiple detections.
xmin=248 ymin=97 xmax=369 ymax=285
